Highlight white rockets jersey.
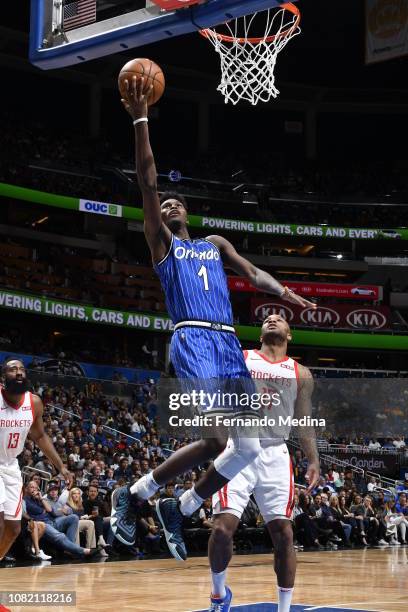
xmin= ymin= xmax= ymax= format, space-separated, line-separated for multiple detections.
xmin=243 ymin=350 xmax=299 ymax=445
xmin=0 ymin=388 xmax=34 ymax=469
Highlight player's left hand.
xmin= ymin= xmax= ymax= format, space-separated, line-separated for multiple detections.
xmin=280 ymin=286 xmax=317 ymax=309
xmin=305 ymin=462 xmax=320 ymax=494
xmin=60 ymin=467 xmax=73 ymax=488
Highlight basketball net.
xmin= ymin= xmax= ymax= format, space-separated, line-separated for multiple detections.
xmin=200 ymin=3 xmax=301 ymax=106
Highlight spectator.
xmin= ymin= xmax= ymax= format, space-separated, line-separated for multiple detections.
xmin=34 ymin=456 xmax=54 ymax=477
xmin=387 ymin=499 xmax=408 ymax=544
xmin=113 ymin=457 xmax=133 ymax=482
xmin=82 ymin=485 xmax=109 ymax=546
xmin=160 ymin=483 xmax=175 ymax=499
xmin=393 ymin=436 xmax=406 ymax=450
xmin=368 ymin=438 xmax=382 ymax=451
xmin=349 ymin=495 xmax=369 ymax=545
xmin=199 ymin=499 xmax=213 ymax=530
xmin=363 ymin=496 xmax=381 ymax=545
xmin=396 ymin=493 xmax=408 ymax=515
xmin=66 ymin=488 xmax=100 ymax=551
xmin=294 ymin=493 xmax=324 ymax=549
xmin=313 ymin=494 xmax=347 ymax=546
xmin=21 ymin=501 xmax=51 ymax=561
xmin=366 ymin=476 xmax=377 ymax=493
xmin=24 ymin=481 xmax=99 ymax=559
xmin=329 ymin=496 xmax=352 ymax=545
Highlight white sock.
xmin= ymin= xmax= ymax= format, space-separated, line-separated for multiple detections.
xmin=211 ymin=569 xmax=227 ymax=599
xmin=179 ymin=486 xmax=205 ymax=517
xmin=130 ymin=472 xmax=159 ymax=499
xmin=278 ymin=587 xmax=294 ymax=612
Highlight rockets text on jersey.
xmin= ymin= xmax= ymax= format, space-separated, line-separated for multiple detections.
xmin=0 ymin=388 xmax=35 ymax=468
xmin=154 ymin=235 xmax=233 ymax=325
xmin=243 ymin=349 xmax=299 ymax=444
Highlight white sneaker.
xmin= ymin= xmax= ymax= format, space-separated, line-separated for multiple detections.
xmin=37 ymin=550 xmax=52 ymax=560
xmin=390 ymin=538 xmax=401 ymax=546
xmin=377 ymin=539 xmax=388 ymax=546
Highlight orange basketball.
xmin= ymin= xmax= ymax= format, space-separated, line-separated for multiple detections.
xmin=118 ymin=58 xmax=165 ymax=106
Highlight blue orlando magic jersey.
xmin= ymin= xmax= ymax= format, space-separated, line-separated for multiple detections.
xmin=154 ymin=235 xmax=233 ymax=325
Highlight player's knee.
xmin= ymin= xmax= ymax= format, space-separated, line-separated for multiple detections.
xmin=270 ymin=521 xmax=293 ymax=551
xmin=212 ymin=520 xmax=235 ymax=545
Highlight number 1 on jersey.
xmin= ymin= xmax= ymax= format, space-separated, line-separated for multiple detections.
xmin=198 ymin=265 xmax=210 ymax=291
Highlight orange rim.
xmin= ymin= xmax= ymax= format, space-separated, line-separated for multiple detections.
xmin=199 ymin=2 xmax=300 ymax=45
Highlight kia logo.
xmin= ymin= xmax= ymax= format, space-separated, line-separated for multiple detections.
xmin=346 ymin=309 xmax=387 ymax=329
xmin=300 ymin=307 xmax=340 ymax=326
xmin=254 ymin=303 xmax=294 ymax=321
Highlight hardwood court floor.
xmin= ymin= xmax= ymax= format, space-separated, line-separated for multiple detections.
xmin=0 ymin=548 xmax=406 ymax=612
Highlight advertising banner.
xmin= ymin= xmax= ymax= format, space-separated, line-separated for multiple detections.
xmin=366 ymin=0 xmax=408 ymax=64
xmin=0 ymin=289 xmax=173 ymax=332
xmin=250 ymin=298 xmax=391 ymax=330
xmin=1 ymin=182 xmax=408 ymax=240
xmin=229 ymin=277 xmax=382 ymax=301
xmin=0 ymin=288 xmax=407 ymax=349
xmin=324 ymin=449 xmax=398 ymax=478
xmin=79 ymin=199 xmax=122 ymax=217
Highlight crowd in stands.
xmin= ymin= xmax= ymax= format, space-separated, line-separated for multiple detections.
xmin=3 ymin=374 xmax=406 ymax=566
xmin=1 ymin=113 xmax=408 ymax=229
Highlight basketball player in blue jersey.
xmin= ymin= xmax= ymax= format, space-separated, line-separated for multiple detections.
xmin=111 ymin=76 xmax=317 ymax=560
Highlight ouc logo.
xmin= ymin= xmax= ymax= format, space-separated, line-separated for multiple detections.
xmin=79 ymin=200 xmax=122 ymax=217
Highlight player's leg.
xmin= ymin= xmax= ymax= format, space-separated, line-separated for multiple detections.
xmin=207 ymin=469 xmax=253 ymax=611
xmin=0 ymin=472 xmax=23 ymax=561
xmin=267 ymin=519 xmax=296 ymax=612
xmin=155 ymin=425 xmax=261 ymax=561
xmin=0 ymin=475 xmax=6 ymax=548
xmin=254 ymin=444 xmax=296 ymax=612
xmin=0 ymin=520 xmax=21 ymax=561
xmin=208 ymin=514 xmax=239 ymax=611
xmin=208 ymin=459 xmax=258 ymax=612
xmin=114 ymin=331 xmax=261 ymax=555
xmin=132 ymin=436 xmax=227 ymax=500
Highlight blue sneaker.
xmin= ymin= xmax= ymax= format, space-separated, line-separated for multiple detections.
xmin=110 ymin=486 xmax=137 ymax=546
xmin=209 ymin=586 xmax=233 ymax=612
xmin=155 ymin=498 xmax=187 ymax=561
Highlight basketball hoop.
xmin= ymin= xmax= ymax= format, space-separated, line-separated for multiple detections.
xmin=200 ymin=2 xmax=301 ymax=105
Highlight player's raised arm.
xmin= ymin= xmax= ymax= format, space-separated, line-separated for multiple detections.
xmin=121 ymin=76 xmax=171 ymax=262
xmin=207 ymin=235 xmax=317 ymax=309
xmin=29 ymin=395 xmax=73 ymax=487
xmin=293 ymin=364 xmax=320 ymax=494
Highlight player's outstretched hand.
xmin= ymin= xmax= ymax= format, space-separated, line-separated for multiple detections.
xmin=121 ymin=76 xmax=154 ymax=121
xmin=305 ymin=462 xmax=320 ymax=495
xmin=61 ymin=467 xmax=73 ymax=489
xmin=280 ymin=286 xmax=317 ymax=309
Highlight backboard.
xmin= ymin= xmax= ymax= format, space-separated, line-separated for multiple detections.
xmin=29 ymin=0 xmax=290 ymax=70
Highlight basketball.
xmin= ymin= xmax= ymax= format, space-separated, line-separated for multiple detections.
xmin=118 ymin=58 xmax=165 ymax=106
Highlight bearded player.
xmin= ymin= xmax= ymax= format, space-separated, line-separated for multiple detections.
xmin=0 ymin=358 xmax=72 ymax=572
xmin=208 ymin=315 xmax=319 ymax=612
xmin=111 ymin=76 xmax=316 ymax=560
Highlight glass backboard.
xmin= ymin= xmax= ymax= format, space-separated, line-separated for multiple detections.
xmin=29 ymin=0 xmax=287 ymax=69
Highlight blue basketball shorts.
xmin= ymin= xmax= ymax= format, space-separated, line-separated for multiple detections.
xmin=170 ymin=327 xmax=254 ymax=414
